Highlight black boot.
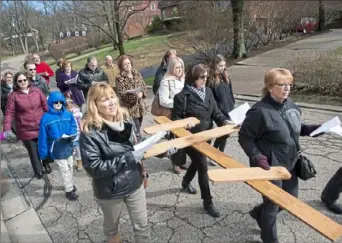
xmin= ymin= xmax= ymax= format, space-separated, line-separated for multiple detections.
xmin=203 ymin=201 xmax=220 ymax=218
xmin=321 ymin=168 xmax=342 ymax=214
xmin=181 ymin=180 xmax=197 ymax=194
xmin=66 ymin=191 xmax=78 ymax=201
xmin=249 ymin=206 xmax=262 ymax=229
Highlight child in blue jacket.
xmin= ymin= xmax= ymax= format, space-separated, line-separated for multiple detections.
xmin=38 ymin=91 xmax=78 ymax=201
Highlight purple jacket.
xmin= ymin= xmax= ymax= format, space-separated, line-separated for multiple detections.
xmin=58 ymin=70 xmax=85 ymax=107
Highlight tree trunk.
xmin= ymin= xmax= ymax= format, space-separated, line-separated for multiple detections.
xmin=318 ymin=0 xmax=325 ymax=31
xmin=115 ymin=22 xmax=125 ymax=55
xmin=231 ymin=0 xmax=247 ymax=58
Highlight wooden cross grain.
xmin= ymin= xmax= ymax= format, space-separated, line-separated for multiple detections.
xmin=154 ymin=116 xmax=342 ymax=242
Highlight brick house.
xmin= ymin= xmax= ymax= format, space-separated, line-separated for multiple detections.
xmin=124 ymin=0 xmax=161 ymax=38
xmin=158 ymin=0 xmax=183 ymax=20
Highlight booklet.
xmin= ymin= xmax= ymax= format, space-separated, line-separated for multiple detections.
xmin=310 ymin=116 xmax=342 ymax=137
xmin=64 ymin=75 xmax=78 ymax=84
xmin=228 ymin=102 xmax=251 ymax=125
xmin=132 ymin=131 xmax=167 ymax=162
xmin=125 ymin=87 xmax=143 ymax=94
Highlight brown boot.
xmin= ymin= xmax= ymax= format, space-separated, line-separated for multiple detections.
xmin=77 ymin=160 xmax=83 ymax=171
xmin=108 ymin=234 xmax=121 ymax=243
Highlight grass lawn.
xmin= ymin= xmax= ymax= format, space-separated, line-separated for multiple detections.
xmin=335 ymin=46 xmax=342 ymax=55
xmin=144 ymin=76 xmax=154 ymax=86
xmin=57 ymin=32 xmax=194 ymax=72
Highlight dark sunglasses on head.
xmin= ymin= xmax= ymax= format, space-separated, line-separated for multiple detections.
xmin=29 ymin=68 xmax=36 ymax=71
xmin=199 ymin=75 xmax=207 ymax=79
xmin=17 ymin=79 xmax=27 ymax=83
xmin=54 ymin=101 xmax=63 ymax=105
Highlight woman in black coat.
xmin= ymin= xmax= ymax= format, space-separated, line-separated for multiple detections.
xmin=238 ymin=68 xmax=322 ymax=243
xmin=207 ymin=54 xmax=235 ymax=165
xmin=1 ymin=71 xmax=16 ymax=134
xmin=171 ymin=64 xmax=229 ymax=218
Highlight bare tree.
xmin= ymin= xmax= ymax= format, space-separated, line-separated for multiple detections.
xmin=318 ymin=0 xmax=326 ymax=31
xmin=231 ymin=0 xmax=247 ymax=58
xmin=63 ymin=0 xmax=151 ymax=55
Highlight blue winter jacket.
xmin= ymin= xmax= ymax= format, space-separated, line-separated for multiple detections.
xmin=38 ymin=91 xmax=78 ymax=160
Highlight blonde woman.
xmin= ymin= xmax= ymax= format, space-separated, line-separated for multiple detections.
xmin=238 ymin=68 xmax=323 ymax=243
xmin=79 ymin=83 xmax=149 ymax=243
xmin=157 ymin=57 xmax=186 ymax=174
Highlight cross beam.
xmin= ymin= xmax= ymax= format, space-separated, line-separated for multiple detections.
xmin=154 ymin=116 xmax=342 ymax=242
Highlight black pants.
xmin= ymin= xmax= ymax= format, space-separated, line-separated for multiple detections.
xmin=213 ymin=134 xmax=230 ymax=152
xmin=183 ymin=147 xmax=212 ymax=203
xmin=22 ymin=138 xmax=43 ymax=176
xmin=252 ymin=169 xmax=298 ymax=243
xmin=321 ymin=167 xmax=342 ymax=204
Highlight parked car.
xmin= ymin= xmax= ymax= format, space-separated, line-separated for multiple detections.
xmin=296 ymin=17 xmax=318 ymax=33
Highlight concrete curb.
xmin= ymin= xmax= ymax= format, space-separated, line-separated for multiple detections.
xmin=235 ymin=94 xmax=342 ymax=113
xmin=1 ymin=213 xmax=11 ymax=243
xmin=146 ymin=86 xmax=341 ymax=113
xmin=1 ymin=150 xmax=53 ymax=243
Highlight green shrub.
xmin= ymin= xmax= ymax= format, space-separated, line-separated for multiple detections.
xmin=147 ymin=16 xmax=163 ymax=33
xmin=286 ymin=52 xmax=342 ymax=96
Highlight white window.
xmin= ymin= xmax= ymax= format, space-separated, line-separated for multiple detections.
xmin=129 ymin=5 xmax=134 ymax=11
xmin=151 ymin=3 xmax=155 ymax=10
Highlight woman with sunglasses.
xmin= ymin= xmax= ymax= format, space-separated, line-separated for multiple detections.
xmin=171 ymin=64 xmax=230 ymax=218
xmin=3 ymin=72 xmax=49 ymax=179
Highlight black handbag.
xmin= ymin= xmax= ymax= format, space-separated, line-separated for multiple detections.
xmin=170 ymin=95 xmax=188 ymax=166
xmin=280 ymin=109 xmax=317 ymax=180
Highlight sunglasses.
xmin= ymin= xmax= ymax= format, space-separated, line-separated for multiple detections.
xmin=53 ymin=101 xmax=63 ymax=105
xmin=29 ymin=68 xmax=36 ymax=71
xmin=17 ymin=79 xmax=27 ymax=83
xmin=199 ymin=75 xmax=208 ymax=79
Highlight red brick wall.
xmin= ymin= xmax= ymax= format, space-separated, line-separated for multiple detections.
xmin=124 ymin=0 xmax=161 ymax=38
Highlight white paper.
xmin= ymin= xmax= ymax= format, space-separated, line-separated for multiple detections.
xmin=228 ymin=102 xmax=251 ymax=125
xmin=310 ymin=116 xmax=342 ymax=137
xmin=64 ymin=75 xmax=78 ymax=84
xmin=132 ymin=131 xmax=167 ymax=161
xmin=125 ymin=87 xmax=143 ymax=94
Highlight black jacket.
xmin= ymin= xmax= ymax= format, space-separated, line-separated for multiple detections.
xmin=28 ymin=75 xmax=50 ymax=97
xmin=171 ymin=86 xmax=227 ymax=134
xmin=1 ymin=81 xmax=12 ymax=113
xmin=208 ymin=78 xmax=235 ymax=119
xmin=77 ymin=66 xmax=108 ymax=99
xmin=152 ymin=58 xmax=167 ymax=95
xmin=238 ymin=93 xmax=313 ymax=171
xmin=79 ymin=121 xmax=143 ymax=200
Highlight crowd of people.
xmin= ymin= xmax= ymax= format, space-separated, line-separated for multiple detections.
xmin=1 ymin=50 xmax=341 ymax=243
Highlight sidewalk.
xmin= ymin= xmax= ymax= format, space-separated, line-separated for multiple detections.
xmin=1 ymin=148 xmax=53 ymax=243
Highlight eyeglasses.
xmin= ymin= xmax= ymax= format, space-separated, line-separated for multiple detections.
xmin=199 ymin=75 xmax=207 ymax=79
xmin=53 ymin=101 xmax=63 ymax=105
xmin=17 ymin=79 xmax=27 ymax=83
xmin=29 ymin=68 xmax=36 ymax=71
xmin=275 ymin=83 xmax=294 ymax=88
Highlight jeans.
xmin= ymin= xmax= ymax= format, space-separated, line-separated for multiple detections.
xmin=22 ymin=138 xmax=43 ymax=176
xmin=321 ymin=167 xmax=342 ymax=204
xmin=183 ymin=146 xmax=212 ymax=203
xmin=252 ymin=169 xmax=298 ymax=243
xmin=97 ymin=185 xmax=149 ymax=243
xmin=133 ymin=117 xmax=143 ymax=141
xmin=54 ymin=156 xmax=74 ymax=192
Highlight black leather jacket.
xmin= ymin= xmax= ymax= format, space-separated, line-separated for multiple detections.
xmin=77 ymin=65 xmax=108 ymax=98
xmin=79 ymin=121 xmax=143 ymax=200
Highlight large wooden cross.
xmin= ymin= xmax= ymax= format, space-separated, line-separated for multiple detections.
xmin=146 ymin=116 xmax=342 ymax=242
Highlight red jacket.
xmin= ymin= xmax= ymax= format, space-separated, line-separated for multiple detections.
xmin=3 ymin=87 xmax=48 ymax=141
xmin=35 ymin=62 xmax=54 ymax=84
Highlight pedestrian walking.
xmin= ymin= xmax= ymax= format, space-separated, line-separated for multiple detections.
xmin=321 ymin=167 xmax=342 ymax=214
xmin=207 ymin=54 xmax=235 ymax=166
xmin=238 ymin=68 xmax=323 ymax=243
xmin=171 ymin=64 xmax=230 ymax=218
xmin=32 ymin=53 xmax=54 ymax=85
xmin=3 ymin=72 xmax=49 ymax=179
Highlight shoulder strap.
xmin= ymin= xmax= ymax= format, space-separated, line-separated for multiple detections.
xmin=182 ymin=94 xmax=188 ymax=118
